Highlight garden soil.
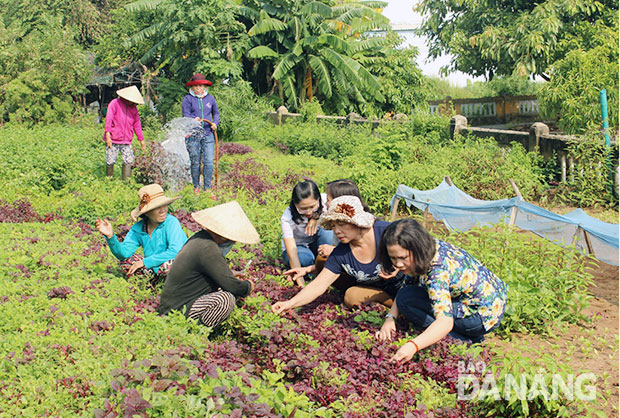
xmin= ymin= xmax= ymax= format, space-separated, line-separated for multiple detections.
xmin=422 ymin=216 xmax=619 ymax=416
xmin=489 ymin=260 xmax=619 ymax=417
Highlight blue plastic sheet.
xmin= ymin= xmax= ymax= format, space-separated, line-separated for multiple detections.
xmin=390 ymin=180 xmax=619 ymax=266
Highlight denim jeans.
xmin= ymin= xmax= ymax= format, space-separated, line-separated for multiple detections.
xmin=396 ymin=285 xmax=487 ymax=343
xmin=283 ymin=227 xmax=334 ymax=267
xmin=185 ymin=134 xmax=215 ymax=189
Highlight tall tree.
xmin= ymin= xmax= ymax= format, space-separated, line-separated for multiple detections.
xmin=122 ymin=0 xmax=248 ymax=84
xmin=239 ymin=0 xmax=390 ymax=112
xmin=416 ymin=0 xmax=618 ymax=81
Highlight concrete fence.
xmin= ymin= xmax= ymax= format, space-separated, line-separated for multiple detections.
xmin=451 ymin=115 xmax=619 ymax=186
xmin=430 ymin=95 xmax=540 ymax=124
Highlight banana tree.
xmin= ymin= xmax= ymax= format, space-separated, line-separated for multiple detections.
xmin=240 ymin=0 xmax=390 ymax=112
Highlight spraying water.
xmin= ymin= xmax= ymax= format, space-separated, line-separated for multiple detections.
xmin=159 ymin=117 xmax=205 ymax=191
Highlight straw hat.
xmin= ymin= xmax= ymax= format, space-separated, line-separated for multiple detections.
xmin=116 ymin=85 xmax=145 ymax=105
xmin=319 ymin=195 xmax=374 ymax=230
xmin=191 ymin=201 xmax=260 ymax=244
xmin=185 ymin=73 xmax=213 ymax=87
xmin=130 ymin=184 xmax=181 ymax=221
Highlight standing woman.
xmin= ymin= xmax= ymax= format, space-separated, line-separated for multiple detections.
xmin=104 ymin=85 xmax=147 ymax=180
xmin=96 ymin=184 xmax=188 ymax=286
xmin=182 ymin=73 xmax=219 ymax=196
xmin=376 ymin=219 xmax=507 ymax=362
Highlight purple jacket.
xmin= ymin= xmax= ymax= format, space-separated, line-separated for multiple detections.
xmin=181 ymin=93 xmax=219 ymax=135
xmin=104 ymin=98 xmax=145 ymax=145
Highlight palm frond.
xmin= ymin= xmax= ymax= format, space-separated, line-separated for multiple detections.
xmin=247 ymin=45 xmax=279 ymax=59
xmin=321 ymin=48 xmax=361 ymax=85
xmin=349 ymin=18 xmax=391 ymax=34
xmin=356 ymin=63 xmax=384 ymax=102
xmin=236 ymin=6 xmax=260 ymax=21
xmin=358 ymin=1 xmax=389 ymax=9
xmin=123 ymin=22 xmax=164 ymax=47
xmin=272 ymin=53 xmax=302 ymax=79
xmin=301 ymin=1 xmax=332 ymax=17
xmin=281 ymin=75 xmax=298 ymax=108
xmin=248 ymin=17 xmax=287 ymax=36
xmin=138 ymin=38 xmax=166 ymax=63
xmin=332 ymin=5 xmax=389 ymax=25
xmin=292 ymin=42 xmax=303 ymax=56
xmin=319 ymin=34 xmax=350 ymax=53
xmin=290 ymin=17 xmax=302 ymax=41
xmin=309 ymin=55 xmax=332 ymax=97
xmin=348 ymin=37 xmax=386 ymax=53
xmin=124 ymin=0 xmax=165 ymax=13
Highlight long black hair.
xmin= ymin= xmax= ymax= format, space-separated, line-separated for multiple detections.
xmin=379 ymin=219 xmax=436 ymax=276
xmin=326 ymin=179 xmax=371 ymax=213
xmin=289 ymin=180 xmax=323 ymax=224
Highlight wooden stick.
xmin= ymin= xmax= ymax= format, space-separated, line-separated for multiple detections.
xmin=509 ymin=178 xmax=523 ymax=199
xmin=582 ymin=228 xmax=594 ymax=255
xmin=444 ymin=176 xmax=453 ymax=186
xmin=214 ymin=128 xmax=219 ymax=189
xmin=390 ymin=197 xmax=401 ymax=220
xmin=200 ymin=118 xmax=219 ymax=189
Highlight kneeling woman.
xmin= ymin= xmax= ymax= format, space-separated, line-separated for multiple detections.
xmin=376 ymin=219 xmax=507 ymax=362
xmin=157 ymin=201 xmax=258 ymax=327
xmin=272 ymin=195 xmax=406 ymax=314
xmin=96 ymin=184 xmax=188 ymax=286
xmin=281 ymin=180 xmax=333 ymax=284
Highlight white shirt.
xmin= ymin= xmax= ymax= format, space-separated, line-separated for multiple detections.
xmin=280 ymin=193 xmax=328 ymax=251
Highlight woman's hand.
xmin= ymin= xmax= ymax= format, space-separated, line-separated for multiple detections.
xmin=379 ymin=267 xmax=399 ymax=280
xmin=375 ymin=318 xmax=396 ymax=342
xmin=140 ymin=141 xmax=146 ymax=151
xmin=284 ymin=266 xmax=311 ymax=286
xmin=127 ymin=259 xmax=145 ymax=276
xmin=390 ymin=341 xmax=418 ymax=363
xmin=304 ymin=219 xmax=318 ymax=236
xmin=318 ymin=244 xmax=335 ymax=258
xmin=105 ymin=132 xmax=112 ymax=148
xmin=271 ymin=299 xmax=293 ymax=314
xmin=95 ymin=219 xmax=114 ymax=239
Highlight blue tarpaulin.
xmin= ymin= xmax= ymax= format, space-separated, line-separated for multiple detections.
xmin=390 ymin=180 xmax=619 ymax=266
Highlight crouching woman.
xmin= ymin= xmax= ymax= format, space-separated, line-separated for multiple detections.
xmin=376 ymin=219 xmax=507 ymax=362
xmin=157 ymin=201 xmax=258 ymax=327
xmin=96 ymin=184 xmax=188 ymax=286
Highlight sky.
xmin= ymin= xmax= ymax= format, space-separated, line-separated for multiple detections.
xmin=381 ymin=0 xmax=483 ymax=87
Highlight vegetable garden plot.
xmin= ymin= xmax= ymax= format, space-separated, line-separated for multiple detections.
xmin=391 ymin=180 xmax=619 ymax=266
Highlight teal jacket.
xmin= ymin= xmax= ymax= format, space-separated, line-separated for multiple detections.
xmin=106 ymin=214 xmax=188 ymax=273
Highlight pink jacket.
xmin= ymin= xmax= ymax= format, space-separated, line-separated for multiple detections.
xmin=104 ymin=98 xmax=145 ymax=145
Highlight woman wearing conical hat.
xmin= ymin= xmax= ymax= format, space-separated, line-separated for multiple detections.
xmin=96 ymin=184 xmax=188 ymax=286
xmin=157 ymin=201 xmax=259 ymax=327
xmin=103 ymin=85 xmax=147 ymax=180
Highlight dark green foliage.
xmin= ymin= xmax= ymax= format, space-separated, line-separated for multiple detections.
xmin=538 ymin=19 xmax=619 ymax=135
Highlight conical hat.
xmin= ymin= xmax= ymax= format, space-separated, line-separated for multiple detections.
xmin=191 ymin=201 xmax=260 ymax=244
xmin=116 ymin=85 xmax=145 ymax=105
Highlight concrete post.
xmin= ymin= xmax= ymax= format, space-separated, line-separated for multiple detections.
xmin=277 ymin=106 xmax=288 ymax=125
xmin=449 ymin=115 xmax=468 ymax=139
xmin=528 ymin=122 xmax=550 ymax=151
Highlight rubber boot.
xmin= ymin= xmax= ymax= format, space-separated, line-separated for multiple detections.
xmin=121 ymin=164 xmax=132 ymax=181
xmin=106 ymin=164 xmax=114 ymax=178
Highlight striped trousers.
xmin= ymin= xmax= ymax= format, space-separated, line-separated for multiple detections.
xmin=188 ymin=291 xmax=236 ymax=327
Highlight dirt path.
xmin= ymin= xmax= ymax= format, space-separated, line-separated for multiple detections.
xmin=490 ymin=260 xmax=619 ymax=417
xmin=420 ymin=214 xmax=619 ymax=415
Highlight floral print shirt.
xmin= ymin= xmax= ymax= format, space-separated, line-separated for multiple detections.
xmin=414 ymin=240 xmax=508 ymax=331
